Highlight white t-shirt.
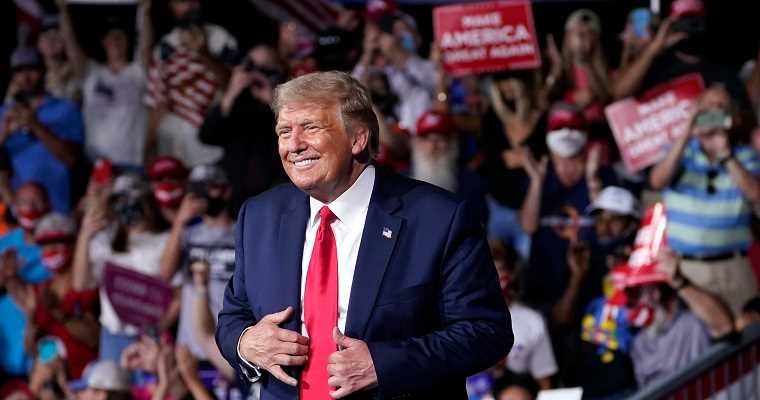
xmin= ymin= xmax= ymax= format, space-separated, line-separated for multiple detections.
xmin=89 ymin=225 xmax=170 ymax=335
xmin=82 ymin=61 xmax=148 ymax=166
xmin=506 ymin=303 xmax=558 ymax=380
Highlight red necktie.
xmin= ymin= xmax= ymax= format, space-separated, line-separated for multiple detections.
xmin=301 ymin=206 xmax=339 ymax=399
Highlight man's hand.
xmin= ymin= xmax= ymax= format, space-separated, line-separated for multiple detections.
xmin=648 ymin=17 xmax=688 ymax=57
xmin=567 ymin=241 xmax=591 ymax=284
xmin=327 ymin=328 xmax=378 ymax=399
xmin=239 ymin=306 xmax=309 ymax=386
xmin=522 ymin=149 xmax=548 ymax=182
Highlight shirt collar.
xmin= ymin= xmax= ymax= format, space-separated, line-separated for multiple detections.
xmin=308 ymin=165 xmax=376 ymax=228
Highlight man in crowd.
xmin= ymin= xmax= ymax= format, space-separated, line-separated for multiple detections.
xmin=217 ymin=71 xmax=511 ymax=399
xmin=0 ymin=183 xmax=51 ymax=376
xmin=353 ymin=12 xmax=438 ymax=134
xmin=145 ymin=0 xmax=238 ymax=166
xmin=624 ymin=249 xmax=734 ymax=386
xmin=520 ymin=102 xmax=614 ymax=316
xmin=650 ymin=85 xmax=760 ymax=314
xmin=160 ymin=165 xmax=236 ymax=375
xmin=199 ymin=44 xmax=286 ymax=214
xmin=410 ymin=110 xmax=487 ymax=221
xmin=0 ymin=47 xmax=83 ymax=213
xmin=56 ymin=0 xmax=153 ymax=170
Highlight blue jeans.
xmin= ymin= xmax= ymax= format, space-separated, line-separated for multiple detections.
xmin=486 ymin=198 xmax=531 ymax=260
xmin=98 ymin=328 xmax=137 ymax=363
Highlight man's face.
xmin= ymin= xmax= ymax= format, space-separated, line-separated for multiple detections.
xmin=170 ymin=0 xmax=200 ymax=20
xmin=11 ymin=67 xmax=43 ymax=95
xmin=594 ymin=211 xmax=633 ymax=243
xmin=551 ymin=153 xmax=585 ymax=187
xmin=277 ymin=102 xmax=366 ymax=201
xmin=102 ymin=29 xmax=129 ymax=62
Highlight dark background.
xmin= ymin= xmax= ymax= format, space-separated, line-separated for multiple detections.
xmin=1 ymin=0 xmax=758 ymax=95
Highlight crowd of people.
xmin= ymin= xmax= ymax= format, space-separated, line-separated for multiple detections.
xmin=0 ymin=0 xmax=759 ymax=399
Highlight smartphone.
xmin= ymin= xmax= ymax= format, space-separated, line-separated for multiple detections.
xmin=92 ymin=158 xmax=113 ymax=186
xmin=37 ymin=336 xmax=65 ymax=364
xmin=630 ymin=8 xmax=652 ymax=38
xmin=695 ymin=110 xmax=732 ymax=130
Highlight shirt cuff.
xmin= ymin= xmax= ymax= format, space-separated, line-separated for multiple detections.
xmin=237 ymin=326 xmax=262 ymax=383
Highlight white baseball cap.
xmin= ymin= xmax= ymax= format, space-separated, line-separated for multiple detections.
xmin=68 ymin=360 xmax=130 ymax=392
xmin=586 ymin=186 xmax=640 ymax=218
xmin=546 ymin=128 xmax=588 ymax=158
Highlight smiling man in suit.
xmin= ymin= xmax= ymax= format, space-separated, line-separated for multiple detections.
xmin=216 ymin=71 xmax=512 ymax=400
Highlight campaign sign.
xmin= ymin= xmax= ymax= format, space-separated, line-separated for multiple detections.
xmin=619 ymin=203 xmax=670 ymax=287
xmin=605 ymin=73 xmax=705 ymax=172
xmin=103 ymin=263 xmax=173 ymax=328
xmin=434 ymin=1 xmax=541 ymax=76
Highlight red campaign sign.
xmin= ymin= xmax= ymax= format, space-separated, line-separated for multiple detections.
xmin=612 ymin=203 xmax=670 ymax=288
xmin=605 ymin=73 xmax=705 ymax=172
xmin=433 ymin=1 xmax=541 ymax=76
xmin=103 ymin=262 xmax=173 ymax=329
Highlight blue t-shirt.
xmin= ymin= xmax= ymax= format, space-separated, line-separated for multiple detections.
xmin=523 ymin=163 xmax=617 ymax=313
xmin=0 ymin=228 xmax=50 ymax=375
xmin=0 ymin=96 xmax=84 ymax=212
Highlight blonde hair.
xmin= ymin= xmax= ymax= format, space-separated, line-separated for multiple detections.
xmin=272 ymin=71 xmax=380 ymax=159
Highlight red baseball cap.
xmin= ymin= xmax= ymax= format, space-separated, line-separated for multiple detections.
xmin=147 ymin=156 xmax=188 ymax=181
xmin=547 ymin=102 xmax=588 ymax=131
xmin=366 ymin=0 xmax=398 ymax=21
xmin=670 ymin=0 xmax=706 ymax=18
xmin=415 ymin=111 xmax=454 ymax=137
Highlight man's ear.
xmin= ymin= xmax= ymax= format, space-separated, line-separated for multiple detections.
xmin=351 ymin=126 xmax=370 ymax=157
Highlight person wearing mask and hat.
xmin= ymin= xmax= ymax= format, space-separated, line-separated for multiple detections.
xmin=353 ymin=12 xmax=438 ymax=135
xmin=55 ymin=0 xmax=154 ymax=170
xmin=519 ymin=102 xmax=616 ymax=317
xmin=147 ymin=155 xmax=188 ymax=224
xmin=8 ymin=213 xmax=100 ymax=382
xmin=158 ymin=165 xmax=236 ymax=385
xmin=0 ymin=182 xmax=52 ymax=376
xmin=68 ymin=360 xmax=132 ymax=400
xmin=410 ymin=110 xmax=487 ymax=222
xmin=72 ymin=173 xmax=171 ymax=362
xmin=0 ymin=47 xmax=84 ymax=213
xmin=622 ymin=248 xmax=733 ymax=387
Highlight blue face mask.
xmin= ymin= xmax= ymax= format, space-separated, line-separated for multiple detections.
xmin=399 ymin=31 xmax=417 ymax=53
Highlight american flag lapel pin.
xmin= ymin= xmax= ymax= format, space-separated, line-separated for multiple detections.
xmin=382 ymin=227 xmax=393 ymax=239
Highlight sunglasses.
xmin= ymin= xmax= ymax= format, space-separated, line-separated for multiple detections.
xmin=706 ymin=169 xmax=718 ymax=195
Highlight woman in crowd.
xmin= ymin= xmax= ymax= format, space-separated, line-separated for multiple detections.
xmin=71 ymin=173 xmax=171 ymax=362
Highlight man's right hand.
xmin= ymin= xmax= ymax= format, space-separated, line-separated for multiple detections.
xmin=239 ymin=306 xmax=309 ymax=386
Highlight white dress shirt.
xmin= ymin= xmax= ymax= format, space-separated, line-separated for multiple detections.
xmin=300 ymin=165 xmax=375 ymax=335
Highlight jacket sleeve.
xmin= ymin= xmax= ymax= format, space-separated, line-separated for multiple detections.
xmin=367 ymin=200 xmax=514 ymax=397
xmin=215 ymin=200 xmax=258 ymax=378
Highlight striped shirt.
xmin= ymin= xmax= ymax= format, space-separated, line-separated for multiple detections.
xmin=664 ymin=138 xmax=760 ymax=257
xmin=145 ymin=24 xmax=237 ymax=127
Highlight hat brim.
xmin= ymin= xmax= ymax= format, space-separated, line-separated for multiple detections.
xmin=67 ymin=379 xmax=88 ymax=392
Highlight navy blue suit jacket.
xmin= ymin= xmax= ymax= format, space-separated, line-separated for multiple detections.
xmin=216 ymin=168 xmax=513 ymax=399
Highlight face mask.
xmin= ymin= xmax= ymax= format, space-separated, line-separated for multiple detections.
xmin=205 ymin=196 xmax=228 ymax=217
xmin=41 ymin=247 xmax=73 ymax=272
xmin=17 ymin=209 xmax=46 ymax=232
xmin=399 ymin=31 xmax=417 ymax=53
xmin=153 ymin=182 xmax=185 ymax=209
xmin=628 ymin=303 xmax=655 ymax=328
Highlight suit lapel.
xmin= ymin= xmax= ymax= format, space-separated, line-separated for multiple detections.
xmin=276 ymin=191 xmax=309 ymax=333
xmin=345 ymin=172 xmax=403 ymax=338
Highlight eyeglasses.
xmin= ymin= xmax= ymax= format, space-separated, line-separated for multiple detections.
xmin=706 ymin=169 xmax=718 ymax=195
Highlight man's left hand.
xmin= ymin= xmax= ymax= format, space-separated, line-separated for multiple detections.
xmin=327 ymin=327 xmax=378 ymax=399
